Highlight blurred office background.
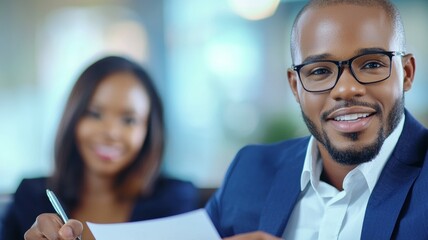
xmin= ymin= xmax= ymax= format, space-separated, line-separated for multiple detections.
xmin=0 ymin=0 xmax=427 ymax=196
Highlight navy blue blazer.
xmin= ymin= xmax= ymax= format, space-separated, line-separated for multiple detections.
xmin=1 ymin=176 xmax=199 ymax=240
xmin=206 ymin=111 xmax=428 ymax=239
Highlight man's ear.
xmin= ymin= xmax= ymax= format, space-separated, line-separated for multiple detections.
xmin=402 ymin=53 xmax=416 ymax=92
xmin=287 ymin=68 xmax=300 ymax=103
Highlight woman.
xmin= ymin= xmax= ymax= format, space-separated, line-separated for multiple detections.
xmin=1 ymin=56 xmax=199 ymax=240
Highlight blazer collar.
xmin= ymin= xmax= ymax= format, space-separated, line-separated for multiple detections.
xmin=258 ymin=137 xmax=309 ymax=236
xmin=361 ymin=110 xmax=428 ymax=239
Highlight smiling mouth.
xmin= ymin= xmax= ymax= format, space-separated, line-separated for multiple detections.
xmin=94 ymin=145 xmax=122 ymax=161
xmin=333 ymin=112 xmax=373 ymax=122
xmin=326 ymin=108 xmax=377 ymax=133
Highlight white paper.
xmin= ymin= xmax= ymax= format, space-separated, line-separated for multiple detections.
xmin=87 ymin=209 xmax=221 ymax=240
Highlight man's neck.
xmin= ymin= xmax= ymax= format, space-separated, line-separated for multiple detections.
xmin=317 ymin=142 xmax=357 ymax=191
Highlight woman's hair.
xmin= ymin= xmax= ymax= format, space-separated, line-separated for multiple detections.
xmin=49 ymin=56 xmax=164 ymax=210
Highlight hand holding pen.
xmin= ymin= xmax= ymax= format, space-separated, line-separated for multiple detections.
xmin=23 ymin=190 xmax=84 ymax=240
xmin=46 ymin=189 xmax=83 ymax=240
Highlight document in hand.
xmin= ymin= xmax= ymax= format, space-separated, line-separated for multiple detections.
xmin=87 ymin=209 xmax=221 ymax=240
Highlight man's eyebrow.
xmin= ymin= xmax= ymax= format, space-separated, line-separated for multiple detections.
xmin=301 ymin=53 xmax=333 ymax=64
xmin=355 ymin=47 xmax=387 ymax=55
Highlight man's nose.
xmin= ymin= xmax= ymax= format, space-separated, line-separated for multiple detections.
xmin=329 ymin=67 xmax=366 ymax=100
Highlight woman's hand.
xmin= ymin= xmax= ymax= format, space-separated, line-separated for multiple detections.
xmin=24 ymin=213 xmax=83 ymax=240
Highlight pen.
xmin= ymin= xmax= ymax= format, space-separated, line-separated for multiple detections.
xmin=46 ymin=189 xmax=82 ymax=240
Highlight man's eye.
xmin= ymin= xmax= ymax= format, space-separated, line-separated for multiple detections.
xmin=362 ymin=62 xmax=383 ymax=69
xmin=310 ymin=68 xmax=331 ymax=76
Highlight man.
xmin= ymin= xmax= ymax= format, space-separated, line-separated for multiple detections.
xmin=23 ymin=0 xmax=428 ymax=239
xmin=207 ymin=0 xmax=427 ymax=239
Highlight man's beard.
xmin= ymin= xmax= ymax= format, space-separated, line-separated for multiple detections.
xmin=301 ymin=96 xmax=404 ymax=165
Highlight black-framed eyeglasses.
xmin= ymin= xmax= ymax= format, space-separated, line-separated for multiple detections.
xmin=292 ymin=51 xmax=405 ymax=93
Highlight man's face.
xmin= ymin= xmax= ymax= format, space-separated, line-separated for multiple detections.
xmin=287 ymin=4 xmax=415 ymax=165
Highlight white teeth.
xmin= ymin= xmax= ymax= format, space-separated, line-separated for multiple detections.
xmin=95 ymin=146 xmax=121 ymax=158
xmin=334 ymin=113 xmax=370 ymax=121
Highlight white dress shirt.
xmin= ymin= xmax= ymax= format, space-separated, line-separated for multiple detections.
xmin=282 ymin=115 xmax=405 ymax=240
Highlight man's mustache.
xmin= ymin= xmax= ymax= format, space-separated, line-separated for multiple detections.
xmin=321 ymin=99 xmax=382 ymax=121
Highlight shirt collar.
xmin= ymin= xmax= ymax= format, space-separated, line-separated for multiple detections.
xmin=301 ymin=136 xmax=319 ymax=191
xmin=300 ymin=114 xmax=406 ymax=192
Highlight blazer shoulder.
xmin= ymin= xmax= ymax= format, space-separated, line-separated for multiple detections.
xmin=131 ymin=177 xmax=199 ymax=220
xmin=154 ymin=176 xmax=198 ymax=200
xmin=14 ymin=177 xmax=48 ymax=201
xmin=219 ymin=136 xmax=309 ymax=195
xmin=206 ymin=137 xmax=309 ymax=236
xmin=1 ymin=177 xmax=51 ymax=239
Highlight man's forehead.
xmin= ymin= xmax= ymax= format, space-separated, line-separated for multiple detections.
xmin=293 ymin=4 xmax=396 ymax=62
xmin=296 ymin=4 xmax=388 ymax=30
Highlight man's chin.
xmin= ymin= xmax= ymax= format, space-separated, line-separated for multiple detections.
xmin=326 ymin=141 xmax=383 ymax=165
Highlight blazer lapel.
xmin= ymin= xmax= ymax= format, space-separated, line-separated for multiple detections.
xmin=258 ymin=138 xmax=308 ymax=236
xmin=361 ymin=158 xmax=420 ymax=239
xmin=361 ymin=111 xmax=427 ymax=239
